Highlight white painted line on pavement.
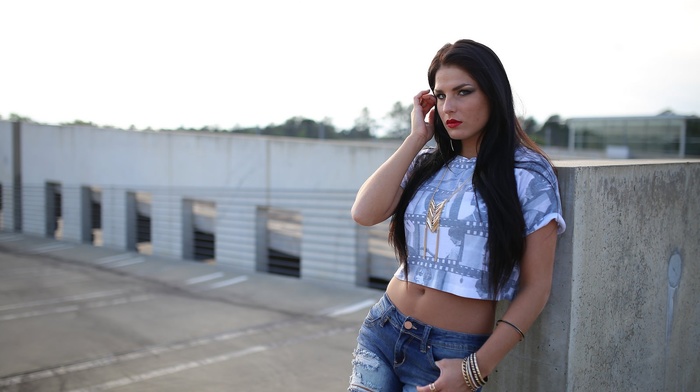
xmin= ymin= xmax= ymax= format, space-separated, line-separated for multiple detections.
xmin=63 ymin=325 xmax=355 ymax=392
xmin=0 ymin=295 xmax=152 ymax=321
xmin=0 ymin=318 xmax=300 ymax=387
xmin=324 ymin=298 xmax=376 ymax=317
xmin=29 ymin=243 xmax=75 ymax=254
xmin=0 ymin=289 xmax=132 ymax=312
xmin=65 ymin=346 xmax=268 ymax=392
xmin=184 ymin=272 xmax=225 ymax=285
xmin=0 ymin=234 xmax=23 ymax=242
xmin=96 ymin=254 xmax=138 ymax=264
xmin=105 ymin=257 xmax=145 ymax=268
xmin=0 ymin=267 xmax=60 ymax=279
xmin=205 ymin=275 xmax=248 ymax=289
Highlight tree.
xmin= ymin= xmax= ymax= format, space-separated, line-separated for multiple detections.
xmin=385 ymin=101 xmax=412 ymax=139
xmin=243 ymin=116 xmax=338 ymax=139
xmin=60 ymin=120 xmax=96 ymax=126
xmin=537 ymin=115 xmax=569 ymax=147
xmin=518 ymin=116 xmax=538 ymax=135
xmin=344 ymin=107 xmax=375 ymax=139
xmin=9 ymin=113 xmax=33 ymax=123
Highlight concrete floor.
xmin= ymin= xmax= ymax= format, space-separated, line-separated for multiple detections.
xmin=0 ymin=232 xmax=381 ymax=391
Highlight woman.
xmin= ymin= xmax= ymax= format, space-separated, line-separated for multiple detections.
xmin=349 ymin=39 xmax=565 ymax=391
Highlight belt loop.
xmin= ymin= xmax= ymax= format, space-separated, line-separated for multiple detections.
xmin=420 ymin=325 xmax=432 ymax=353
xmin=379 ymin=299 xmax=394 ymax=327
xmin=379 ymin=312 xmax=389 ymax=327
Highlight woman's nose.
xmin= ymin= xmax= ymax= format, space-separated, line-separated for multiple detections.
xmin=442 ymin=97 xmax=455 ymax=113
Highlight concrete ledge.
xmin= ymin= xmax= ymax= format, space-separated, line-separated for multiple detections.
xmin=493 ymin=160 xmax=700 ymax=391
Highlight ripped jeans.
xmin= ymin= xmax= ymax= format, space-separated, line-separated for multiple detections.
xmin=349 ymin=293 xmax=489 ymax=392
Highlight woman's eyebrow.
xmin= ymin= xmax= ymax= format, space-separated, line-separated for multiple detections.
xmin=434 ymin=83 xmax=475 ymax=93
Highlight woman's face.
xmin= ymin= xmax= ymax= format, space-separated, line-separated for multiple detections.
xmin=433 ymin=65 xmax=490 ymax=158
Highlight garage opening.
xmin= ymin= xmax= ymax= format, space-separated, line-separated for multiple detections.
xmin=191 ymin=200 xmax=216 ymax=263
xmin=261 ymin=207 xmax=301 ymax=278
xmin=126 ymin=192 xmax=152 ymax=254
xmin=46 ymin=182 xmax=62 ymax=239
xmin=367 ymin=221 xmax=394 ymax=290
xmin=82 ymin=187 xmax=102 ymax=245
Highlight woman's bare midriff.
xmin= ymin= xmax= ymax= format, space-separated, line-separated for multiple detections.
xmin=385 ymin=277 xmax=497 ymax=335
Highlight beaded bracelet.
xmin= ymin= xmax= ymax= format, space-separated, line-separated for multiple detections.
xmin=497 ymin=319 xmax=525 ymax=341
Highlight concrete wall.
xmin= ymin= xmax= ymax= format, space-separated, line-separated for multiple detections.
xmin=1 ymin=120 xmax=698 ymax=390
xmin=0 ymin=121 xmax=20 ymax=230
xmin=15 ymin=122 xmax=398 ymax=189
xmin=0 ymin=120 xmax=400 ymax=284
xmin=493 ymin=160 xmax=700 ymax=391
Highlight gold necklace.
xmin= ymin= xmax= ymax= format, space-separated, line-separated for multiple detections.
xmin=423 ymin=167 xmax=470 ymax=261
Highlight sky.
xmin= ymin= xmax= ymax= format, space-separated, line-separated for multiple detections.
xmin=1 ymin=0 xmax=699 ymax=134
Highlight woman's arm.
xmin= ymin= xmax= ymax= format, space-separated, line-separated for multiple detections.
xmin=474 ymin=220 xmax=559 ymax=376
xmin=351 ymin=90 xmax=436 ymax=226
xmin=416 ymin=220 xmax=559 ymax=391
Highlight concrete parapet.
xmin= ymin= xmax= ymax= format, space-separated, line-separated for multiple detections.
xmin=492 ymin=159 xmax=700 ymax=391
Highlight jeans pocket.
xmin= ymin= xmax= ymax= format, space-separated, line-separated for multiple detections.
xmin=427 ymin=343 xmax=471 ymax=372
xmin=362 ymin=297 xmax=391 ymax=327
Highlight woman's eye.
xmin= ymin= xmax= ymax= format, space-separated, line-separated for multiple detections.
xmin=436 ymin=93 xmax=446 ymax=99
xmin=459 ymin=89 xmax=473 ymax=96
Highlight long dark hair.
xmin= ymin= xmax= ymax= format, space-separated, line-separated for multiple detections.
xmin=388 ymin=39 xmax=546 ymax=297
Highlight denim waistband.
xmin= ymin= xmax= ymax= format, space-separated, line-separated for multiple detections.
xmin=378 ymin=293 xmax=490 ymax=351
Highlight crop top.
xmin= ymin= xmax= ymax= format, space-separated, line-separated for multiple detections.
xmin=394 ymin=147 xmax=566 ymax=301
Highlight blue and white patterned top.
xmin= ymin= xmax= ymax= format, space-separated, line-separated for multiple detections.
xmin=394 ymin=147 xmax=566 ymax=301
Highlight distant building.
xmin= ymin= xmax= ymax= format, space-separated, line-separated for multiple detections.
xmin=564 ymin=113 xmax=700 ymax=158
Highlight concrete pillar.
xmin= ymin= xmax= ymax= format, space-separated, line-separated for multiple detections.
xmin=214 ymin=193 xmax=258 ymax=270
xmin=298 ymin=196 xmax=359 ymax=285
xmin=0 ymin=121 xmax=22 ymax=232
xmin=21 ymin=182 xmax=47 ymax=236
xmin=101 ymin=188 xmax=129 ymax=250
xmin=150 ymin=192 xmax=184 ymax=259
xmin=1 ymin=184 xmax=21 ymax=232
xmin=491 ymin=160 xmax=700 ymax=391
xmin=181 ymin=199 xmax=194 ymax=260
xmin=60 ymin=185 xmax=87 ymax=243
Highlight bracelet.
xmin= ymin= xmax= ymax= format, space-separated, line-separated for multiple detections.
xmin=469 ymin=353 xmax=487 ymax=385
xmin=461 ymin=353 xmax=487 ymax=391
xmin=497 ymin=319 xmax=525 ymax=341
xmin=461 ymin=358 xmax=477 ymax=391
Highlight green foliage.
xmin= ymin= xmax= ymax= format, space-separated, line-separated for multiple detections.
xmin=8 ymin=113 xmax=34 ymax=123
xmin=60 ymin=119 xmax=96 ymax=126
xmin=384 ymin=101 xmax=412 ymax=139
xmin=6 ymin=105 xmax=573 ymax=145
xmin=519 ymin=116 xmax=538 ymax=135
xmin=232 ymin=116 xmax=340 ymax=139
xmin=338 ymin=107 xmax=376 ymax=139
xmin=532 ymin=115 xmax=569 ymax=147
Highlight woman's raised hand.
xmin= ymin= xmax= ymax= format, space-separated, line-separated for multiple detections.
xmin=411 ymin=89 xmax=437 ymax=143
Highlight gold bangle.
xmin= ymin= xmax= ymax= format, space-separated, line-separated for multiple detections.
xmin=470 ymin=353 xmax=487 ymax=385
xmin=461 ymin=357 xmax=477 ymax=391
xmin=497 ymin=319 xmax=525 ymax=341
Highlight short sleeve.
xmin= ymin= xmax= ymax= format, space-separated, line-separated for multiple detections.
xmin=401 ymin=148 xmax=432 ymax=189
xmin=515 ymin=154 xmax=566 ymax=235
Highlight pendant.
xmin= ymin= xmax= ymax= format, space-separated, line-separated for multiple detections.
xmin=426 ymin=199 xmax=446 ymax=233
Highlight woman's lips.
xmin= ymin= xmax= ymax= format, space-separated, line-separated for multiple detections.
xmin=446 ymin=119 xmax=462 ymax=128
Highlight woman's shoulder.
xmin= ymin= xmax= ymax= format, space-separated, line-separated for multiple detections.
xmin=514 ymin=147 xmax=556 ymax=177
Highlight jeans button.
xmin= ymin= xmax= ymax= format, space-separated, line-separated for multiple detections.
xmin=404 ymin=320 xmax=413 ymax=329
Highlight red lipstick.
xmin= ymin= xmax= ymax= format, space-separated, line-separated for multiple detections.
xmin=446 ymin=119 xmax=462 ymax=128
